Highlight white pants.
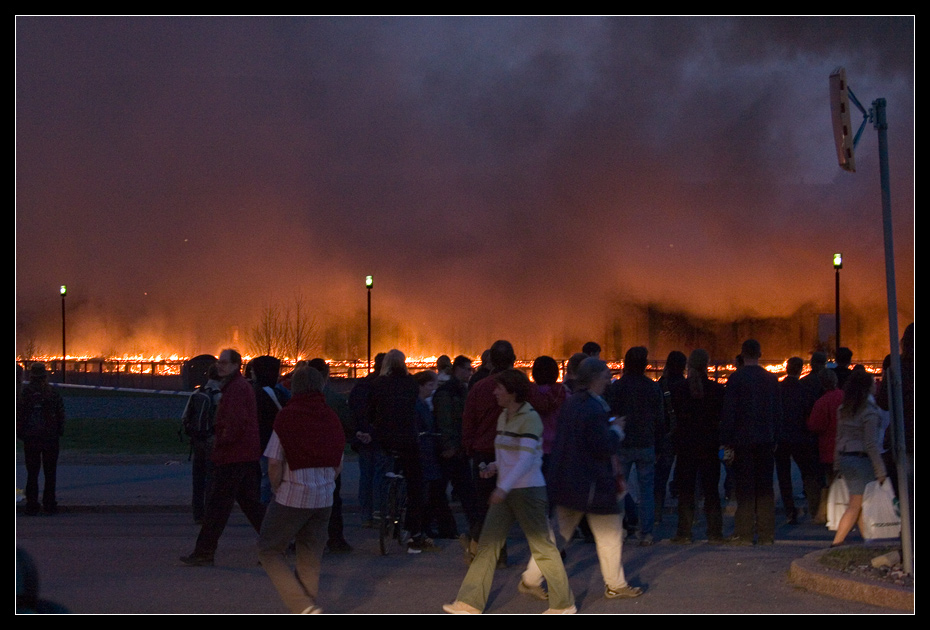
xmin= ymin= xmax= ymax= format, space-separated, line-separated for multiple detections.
xmin=523 ymin=507 xmax=628 ymax=591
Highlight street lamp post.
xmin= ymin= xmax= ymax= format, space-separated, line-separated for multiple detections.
xmin=833 ymin=253 xmax=842 ymax=353
xmin=60 ymin=285 xmax=67 ymax=384
xmin=366 ymin=275 xmax=373 ymax=375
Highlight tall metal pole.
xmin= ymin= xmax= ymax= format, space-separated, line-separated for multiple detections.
xmin=60 ymin=285 xmax=67 ymax=384
xmin=834 ymin=265 xmax=841 ymax=351
xmin=366 ymin=275 xmax=373 ymax=375
xmin=833 ymin=253 xmax=843 ymax=354
xmin=873 ymin=98 xmax=912 ymax=575
xmin=367 ymin=288 xmax=371 ymax=374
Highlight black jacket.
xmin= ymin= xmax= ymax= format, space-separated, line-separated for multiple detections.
xmin=368 ymin=373 xmax=420 ymax=450
xmin=720 ymin=365 xmax=783 ymax=447
xmin=548 ymin=391 xmax=623 ymax=514
xmin=608 ymin=373 xmax=665 ymax=449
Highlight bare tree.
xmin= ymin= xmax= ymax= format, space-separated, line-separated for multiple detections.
xmin=19 ymin=338 xmax=40 ymax=361
xmin=247 ymin=294 xmax=321 ymax=360
xmin=248 ymin=303 xmax=288 ymax=357
xmin=285 ymin=292 xmax=321 ymax=361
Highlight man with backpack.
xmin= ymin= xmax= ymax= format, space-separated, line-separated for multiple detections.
xmin=17 ymin=363 xmax=66 ymax=516
xmin=181 ymin=363 xmax=222 ymax=524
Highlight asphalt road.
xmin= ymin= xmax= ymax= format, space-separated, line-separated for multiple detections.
xmin=17 ymin=392 xmax=911 ymax=614
xmin=15 ymin=448 xmax=911 ymax=614
xmin=16 ymin=495 xmax=902 ymax=614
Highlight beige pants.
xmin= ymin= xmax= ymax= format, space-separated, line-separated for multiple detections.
xmin=523 ymin=507 xmax=628 ymax=591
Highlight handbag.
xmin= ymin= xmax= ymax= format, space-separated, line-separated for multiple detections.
xmin=826 ymin=475 xmax=849 ymax=531
xmin=860 ymin=479 xmax=901 ymax=540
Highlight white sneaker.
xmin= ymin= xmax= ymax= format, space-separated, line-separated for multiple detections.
xmin=408 ymin=536 xmax=439 ymax=554
xmin=543 ymin=605 xmax=577 ymax=614
xmin=442 ymin=601 xmax=481 ymax=614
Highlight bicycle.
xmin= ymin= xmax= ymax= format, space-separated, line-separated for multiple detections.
xmin=379 ymin=431 xmax=444 ymax=555
xmin=379 ymin=451 xmax=408 ymax=555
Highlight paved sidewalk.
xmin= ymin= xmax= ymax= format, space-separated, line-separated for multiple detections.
xmin=15 ymin=453 xmax=913 ymax=614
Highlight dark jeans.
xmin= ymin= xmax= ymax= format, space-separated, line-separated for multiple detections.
xmin=654 ymin=447 xmax=675 ymax=520
xmin=470 ymin=451 xmax=497 ymax=543
xmin=190 ymin=437 xmax=214 ymax=523
xmin=619 ymin=446 xmax=656 ymax=536
xmin=357 ymin=444 xmax=389 ymax=521
xmin=193 ymin=460 xmax=266 ymax=558
xmin=440 ymin=452 xmax=479 ymax=537
xmin=327 ymin=474 xmax=346 ymax=544
xmin=425 ymin=477 xmax=458 ymax=537
xmin=23 ymin=438 xmax=60 ymax=511
xmin=775 ymin=440 xmax=823 ymax=519
xmin=674 ymin=450 xmax=722 ymax=539
xmin=732 ymin=443 xmax=776 ymax=541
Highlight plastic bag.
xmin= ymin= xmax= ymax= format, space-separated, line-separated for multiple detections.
xmin=826 ymin=476 xmax=849 ymax=531
xmin=861 ymin=479 xmax=901 ymax=540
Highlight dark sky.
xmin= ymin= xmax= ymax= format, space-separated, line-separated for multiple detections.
xmin=15 ymin=16 xmax=914 ymax=360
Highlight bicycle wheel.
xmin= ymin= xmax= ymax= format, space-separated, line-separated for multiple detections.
xmin=379 ymin=480 xmax=392 ymax=555
xmin=379 ymin=477 xmax=399 ymax=555
xmin=393 ymin=478 xmax=408 ymax=547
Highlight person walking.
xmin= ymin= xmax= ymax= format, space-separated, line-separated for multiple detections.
xmin=831 ymin=367 xmax=888 ymax=546
xmin=523 ymin=358 xmax=643 ymax=601
xmin=257 ymin=366 xmax=345 ymax=614
xmin=443 ymin=369 xmax=575 ymax=614
xmin=181 ymin=349 xmax=266 ymax=566
xmin=461 ymin=339 xmax=518 ymax=564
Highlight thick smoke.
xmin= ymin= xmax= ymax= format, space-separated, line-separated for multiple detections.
xmin=16 ymin=17 xmax=914 ymax=361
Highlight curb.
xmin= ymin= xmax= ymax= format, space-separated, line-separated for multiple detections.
xmin=788 ymin=547 xmax=914 ymax=612
xmin=17 ymin=505 xmax=189 ymax=515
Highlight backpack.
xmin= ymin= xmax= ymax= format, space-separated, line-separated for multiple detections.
xmin=20 ymin=389 xmax=61 ymax=440
xmin=181 ymin=385 xmax=218 ymax=440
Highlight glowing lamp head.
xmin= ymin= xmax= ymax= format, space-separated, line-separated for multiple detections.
xmin=366 ymin=275 xmax=373 ymax=289
xmin=60 ymin=285 xmax=67 ymax=297
xmin=833 ymin=253 xmax=843 ymax=269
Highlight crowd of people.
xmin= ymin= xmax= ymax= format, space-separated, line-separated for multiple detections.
xmin=156 ymin=326 xmax=912 ymax=614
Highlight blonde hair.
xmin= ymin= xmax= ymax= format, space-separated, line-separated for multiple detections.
xmin=380 ymin=349 xmax=408 ymax=376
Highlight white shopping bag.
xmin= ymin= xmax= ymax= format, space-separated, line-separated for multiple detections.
xmin=860 ymin=479 xmax=901 ymax=540
xmin=826 ymin=476 xmax=849 ymax=531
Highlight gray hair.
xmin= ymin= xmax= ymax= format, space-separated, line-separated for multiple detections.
xmin=291 ymin=366 xmax=325 ymax=395
xmin=575 ymin=357 xmax=609 ymax=390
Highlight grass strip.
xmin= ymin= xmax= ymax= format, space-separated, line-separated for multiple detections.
xmin=15 ymin=417 xmax=189 ymax=457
